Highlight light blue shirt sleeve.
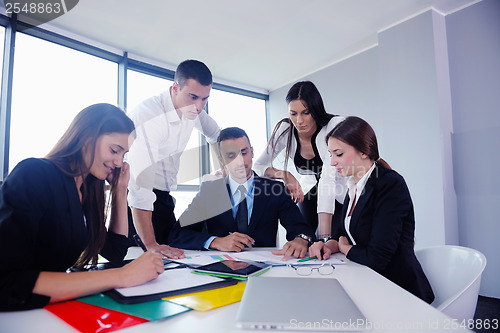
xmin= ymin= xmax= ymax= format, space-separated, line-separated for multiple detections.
xmin=203 ymin=236 xmax=217 ymax=249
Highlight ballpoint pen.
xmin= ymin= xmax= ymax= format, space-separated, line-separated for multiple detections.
xmin=133 ymin=234 xmax=148 ymax=252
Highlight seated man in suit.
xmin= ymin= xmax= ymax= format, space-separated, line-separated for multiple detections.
xmin=169 ymin=127 xmax=315 ymax=260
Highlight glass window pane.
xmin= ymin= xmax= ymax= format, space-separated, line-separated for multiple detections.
xmin=9 ymin=33 xmax=117 ymax=173
xmin=127 ymin=69 xmax=200 ymax=186
xmin=126 ymin=70 xmax=172 ymax=112
xmin=207 ymin=90 xmax=267 ymax=173
xmin=0 ymin=27 xmax=4 ymax=78
xmin=171 ymin=190 xmax=198 ymax=218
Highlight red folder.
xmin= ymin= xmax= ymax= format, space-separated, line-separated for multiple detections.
xmin=45 ymin=300 xmax=147 ymax=333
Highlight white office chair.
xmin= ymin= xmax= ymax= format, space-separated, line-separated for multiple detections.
xmin=415 ymin=245 xmax=487 ymax=322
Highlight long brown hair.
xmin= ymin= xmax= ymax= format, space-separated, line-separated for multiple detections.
xmin=45 ymin=103 xmax=135 ymax=268
xmin=326 ymin=116 xmax=391 ymax=170
xmin=267 ymin=81 xmax=335 ymax=170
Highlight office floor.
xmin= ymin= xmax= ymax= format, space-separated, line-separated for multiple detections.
xmin=473 ymin=296 xmax=500 ymax=332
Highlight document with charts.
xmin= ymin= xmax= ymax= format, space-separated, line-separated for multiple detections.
xmin=232 ymin=251 xmax=346 ymax=265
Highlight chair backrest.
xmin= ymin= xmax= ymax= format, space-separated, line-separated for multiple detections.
xmin=415 ymin=245 xmax=486 ymax=322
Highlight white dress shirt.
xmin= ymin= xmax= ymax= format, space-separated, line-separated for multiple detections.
xmin=344 ymin=162 xmax=376 ymax=245
xmin=127 ymin=89 xmax=220 ymax=211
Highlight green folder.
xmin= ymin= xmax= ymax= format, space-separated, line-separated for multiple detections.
xmin=78 ymin=293 xmax=190 ymax=321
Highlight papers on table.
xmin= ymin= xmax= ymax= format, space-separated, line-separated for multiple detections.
xmin=231 ymin=251 xmax=347 ymax=265
xmin=173 ymin=253 xmax=242 ymax=267
xmin=172 ymin=249 xmax=346 ymax=267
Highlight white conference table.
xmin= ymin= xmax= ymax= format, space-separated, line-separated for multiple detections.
xmin=0 ymin=247 xmax=472 ymax=333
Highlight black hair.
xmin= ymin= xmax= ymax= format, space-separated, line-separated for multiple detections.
xmin=174 ymin=59 xmax=212 ymax=88
xmin=217 ymin=127 xmax=251 ymax=155
xmin=286 ymin=81 xmax=333 ymax=127
xmin=267 ymin=81 xmax=336 ymax=171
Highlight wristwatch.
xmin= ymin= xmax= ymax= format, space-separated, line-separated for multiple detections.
xmin=296 ymin=234 xmax=314 ymax=246
xmin=319 ymin=236 xmax=334 ymax=243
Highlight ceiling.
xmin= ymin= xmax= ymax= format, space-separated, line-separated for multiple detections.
xmin=12 ymin=0 xmax=479 ymax=92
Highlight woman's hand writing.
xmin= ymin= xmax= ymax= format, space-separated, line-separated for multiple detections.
xmin=117 ymin=251 xmax=164 ymax=288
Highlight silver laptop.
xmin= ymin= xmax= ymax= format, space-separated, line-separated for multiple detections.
xmin=236 ymin=276 xmax=366 ymax=331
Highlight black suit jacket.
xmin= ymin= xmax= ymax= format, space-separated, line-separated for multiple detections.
xmin=332 ymin=164 xmax=434 ymax=303
xmin=0 ymin=158 xmax=129 ymax=310
xmin=169 ymin=173 xmax=314 ymax=250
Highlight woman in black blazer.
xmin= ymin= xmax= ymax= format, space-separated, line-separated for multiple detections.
xmin=0 ymin=104 xmax=165 ymax=311
xmin=309 ymin=116 xmax=434 ymax=303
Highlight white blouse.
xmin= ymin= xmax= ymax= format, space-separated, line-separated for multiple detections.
xmin=344 ymin=162 xmax=376 ymax=245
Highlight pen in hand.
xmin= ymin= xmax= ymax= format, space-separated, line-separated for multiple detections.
xmin=133 ymin=234 xmax=148 ymax=252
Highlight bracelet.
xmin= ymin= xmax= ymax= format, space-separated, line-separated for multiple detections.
xmin=319 ymin=236 xmax=333 ymax=243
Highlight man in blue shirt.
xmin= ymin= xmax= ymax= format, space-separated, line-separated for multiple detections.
xmin=169 ymin=127 xmax=315 ymax=260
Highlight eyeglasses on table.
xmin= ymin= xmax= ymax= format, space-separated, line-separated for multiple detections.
xmin=287 ymin=262 xmax=335 ymax=276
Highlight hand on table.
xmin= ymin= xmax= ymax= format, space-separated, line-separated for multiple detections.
xmin=209 ymin=232 xmax=255 ymax=252
xmin=272 ymin=237 xmax=308 ymax=261
xmin=146 ymin=243 xmax=185 ymax=259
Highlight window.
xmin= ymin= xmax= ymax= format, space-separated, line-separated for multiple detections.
xmin=8 ymin=32 xmax=116 ymax=172
xmin=1 ymin=21 xmax=269 ymax=220
xmin=207 ymin=89 xmax=268 ymax=173
xmin=0 ymin=26 xmax=4 ymax=77
xmin=126 ymin=70 xmax=171 ymax=112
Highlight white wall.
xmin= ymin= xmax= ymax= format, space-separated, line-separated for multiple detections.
xmin=446 ymin=0 xmax=500 ymax=298
xmin=267 ymin=0 xmax=500 ymax=297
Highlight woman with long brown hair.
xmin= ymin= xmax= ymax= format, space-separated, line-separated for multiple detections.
xmin=0 ymin=104 xmax=164 ymax=311
xmin=254 ymin=81 xmax=347 ymax=243
xmin=311 ymin=116 xmax=434 ymax=303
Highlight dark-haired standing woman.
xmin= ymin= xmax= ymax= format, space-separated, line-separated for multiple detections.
xmin=311 ymin=116 xmax=434 ymax=303
xmin=0 ymin=104 xmax=165 ymax=311
xmin=254 ymin=81 xmax=347 ymax=243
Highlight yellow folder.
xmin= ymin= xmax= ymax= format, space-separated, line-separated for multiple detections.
xmin=163 ymin=282 xmax=246 ymax=311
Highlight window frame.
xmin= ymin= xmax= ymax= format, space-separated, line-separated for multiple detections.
xmin=0 ymin=14 xmax=269 ymax=184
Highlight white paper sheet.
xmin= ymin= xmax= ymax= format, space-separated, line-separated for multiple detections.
xmin=115 ymin=268 xmax=224 ymax=297
xmin=172 ymin=252 xmax=242 ymax=267
xmin=232 ymin=250 xmax=346 ymax=265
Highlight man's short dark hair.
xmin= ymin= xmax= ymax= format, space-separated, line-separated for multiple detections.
xmin=217 ymin=127 xmax=252 ymax=155
xmin=174 ymin=59 xmax=212 ymax=88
